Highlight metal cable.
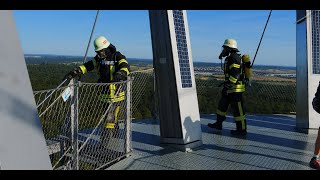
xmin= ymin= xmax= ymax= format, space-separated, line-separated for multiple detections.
xmin=83 ymin=10 xmax=100 ymax=64
xmin=36 ymin=79 xmax=68 ymax=108
xmin=251 ymin=10 xmax=272 ymax=67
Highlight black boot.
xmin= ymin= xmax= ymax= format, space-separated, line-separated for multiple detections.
xmin=208 ymin=115 xmax=225 ymax=130
xmin=208 ymin=121 xmax=222 ymax=130
xmin=230 ymin=120 xmax=247 ymax=135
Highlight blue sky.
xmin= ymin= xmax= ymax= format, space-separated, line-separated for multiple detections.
xmin=13 ymin=10 xmax=296 ymax=66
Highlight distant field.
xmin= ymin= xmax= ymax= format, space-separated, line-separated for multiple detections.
xmin=27 ymin=56 xmax=296 ymax=120
xmin=201 ymin=74 xmax=295 ymax=83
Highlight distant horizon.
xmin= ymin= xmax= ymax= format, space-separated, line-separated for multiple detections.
xmin=15 ymin=10 xmax=296 ymax=67
xmin=24 ymin=53 xmax=296 ymax=68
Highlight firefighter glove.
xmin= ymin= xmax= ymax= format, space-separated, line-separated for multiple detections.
xmin=113 ymin=72 xmax=126 ymax=82
xmin=64 ymin=67 xmax=82 ymax=80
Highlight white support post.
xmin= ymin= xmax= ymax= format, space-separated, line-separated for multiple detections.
xmin=70 ymin=78 xmax=79 ymax=170
xmin=125 ymin=77 xmax=132 ymax=155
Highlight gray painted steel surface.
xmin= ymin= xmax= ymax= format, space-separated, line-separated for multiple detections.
xmin=149 ymin=10 xmax=201 ymax=150
xmin=0 ymin=10 xmax=52 ymax=169
xmin=149 ymin=10 xmax=182 ymax=139
xmin=296 ymin=11 xmax=309 ymax=131
xmin=296 ymin=10 xmax=320 ymax=132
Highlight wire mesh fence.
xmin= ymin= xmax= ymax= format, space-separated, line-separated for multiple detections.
xmin=33 ymin=67 xmax=296 ymax=169
xmin=129 ymin=69 xmax=157 ymax=120
xmin=128 ymin=67 xmax=296 ymax=120
xmin=195 ymin=68 xmax=296 ymax=115
xmin=34 ymin=78 xmax=132 ymax=170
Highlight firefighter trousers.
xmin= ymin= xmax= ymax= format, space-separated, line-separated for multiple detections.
xmin=216 ymin=91 xmax=246 ymax=131
xmin=100 ymin=101 xmax=121 ymax=148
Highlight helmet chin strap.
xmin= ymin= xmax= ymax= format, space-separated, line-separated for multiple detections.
xmin=98 ymin=54 xmax=106 ymax=59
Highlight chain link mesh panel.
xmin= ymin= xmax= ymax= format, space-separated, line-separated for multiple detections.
xmin=129 ymin=69 xmax=157 ymax=120
xmin=77 ymin=81 xmax=131 ymax=170
xmin=128 ymin=67 xmax=296 ymax=119
xmin=34 ymin=85 xmax=74 ymax=169
xmin=195 ymin=69 xmax=296 ymax=115
xmin=34 ymin=79 xmax=132 ymax=170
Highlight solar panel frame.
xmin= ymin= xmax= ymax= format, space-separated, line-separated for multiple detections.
xmin=312 ymin=10 xmax=320 ymax=74
xmin=172 ymin=10 xmax=193 ymax=88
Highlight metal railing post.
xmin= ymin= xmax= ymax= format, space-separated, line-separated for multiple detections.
xmin=153 ymin=69 xmax=158 ymax=120
xmin=125 ymin=77 xmax=132 ymax=155
xmin=70 ymin=78 xmax=79 ymax=170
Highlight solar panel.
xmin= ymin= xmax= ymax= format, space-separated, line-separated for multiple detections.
xmin=172 ymin=10 xmax=193 ymax=88
xmin=312 ymin=10 xmax=320 ymax=74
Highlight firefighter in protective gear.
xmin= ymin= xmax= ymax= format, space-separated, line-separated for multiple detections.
xmin=208 ymin=38 xmax=247 ymax=135
xmin=310 ymin=81 xmax=320 ymax=169
xmin=64 ymin=36 xmax=130 ymax=148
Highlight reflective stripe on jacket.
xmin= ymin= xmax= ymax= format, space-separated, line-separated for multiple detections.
xmin=78 ymin=50 xmax=130 ymax=102
xmin=224 ymin=52 xmax=245 ymax=93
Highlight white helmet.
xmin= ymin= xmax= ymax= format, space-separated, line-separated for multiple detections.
xmin=223 ymin=38 xmax=237 ymax=49
xmin=94 ymin=36 xmax=110 ymax=51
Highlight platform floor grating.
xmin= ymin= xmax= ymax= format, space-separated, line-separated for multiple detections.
xmin=107 ymin=114 xmax=318 ymax=170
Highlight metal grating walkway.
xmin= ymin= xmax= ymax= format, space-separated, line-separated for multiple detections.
xmin=107 ymin=114 xmax=317 ymax=170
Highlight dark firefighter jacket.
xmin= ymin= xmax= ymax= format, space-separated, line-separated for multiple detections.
xmin=78 ymin=44 xmax=130 ymax=103
xmin=313 ymin=81 xmax=320 ymax=114
xmin=224 ymin=52 xmax=245 ymax=94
